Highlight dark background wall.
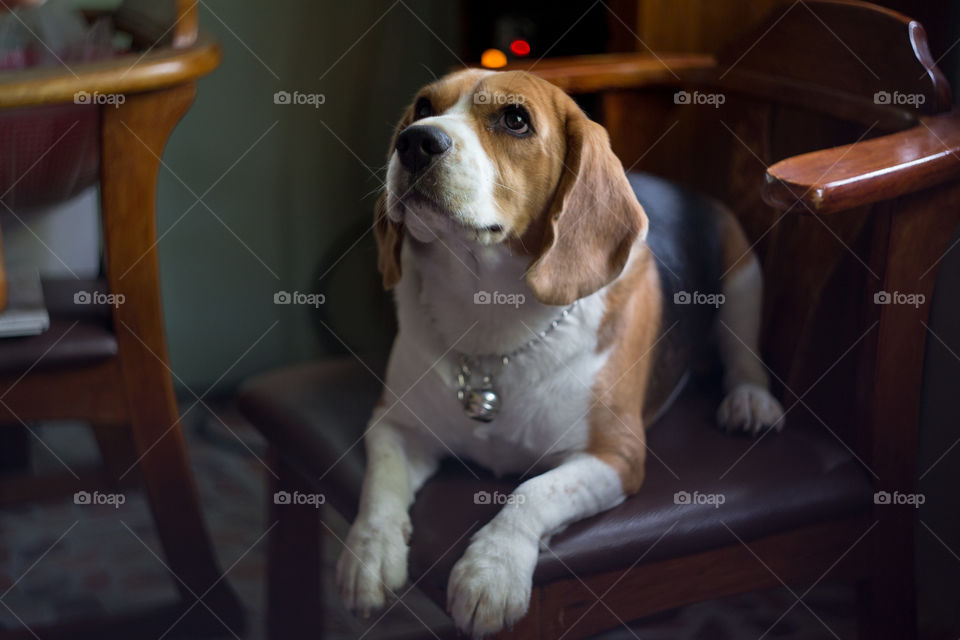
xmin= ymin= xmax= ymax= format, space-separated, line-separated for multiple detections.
xmin=155 ymin=1 xmax=462 ymax=391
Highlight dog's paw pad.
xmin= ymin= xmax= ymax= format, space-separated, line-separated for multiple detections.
xmin=717 ymin=383 xmax=785 ymax=435
xmin=336 ymin=520 xmax=409 ymax=617
xmin=447 ymin=528 xmax=537 ymax=638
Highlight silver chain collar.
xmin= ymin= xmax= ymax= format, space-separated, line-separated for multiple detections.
xmin=455 ymin=300 xmax=580 ymax=422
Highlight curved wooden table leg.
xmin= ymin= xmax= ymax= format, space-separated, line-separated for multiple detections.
xmin=100 ymin=83 xmax=244 ymax=635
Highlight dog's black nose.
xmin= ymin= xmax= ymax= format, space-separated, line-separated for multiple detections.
xmin=395 ymin=125 xmax=451 ymax=173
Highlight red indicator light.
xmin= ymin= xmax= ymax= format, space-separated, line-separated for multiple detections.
xmin=510 ymin=39 xmax=531 ymax=56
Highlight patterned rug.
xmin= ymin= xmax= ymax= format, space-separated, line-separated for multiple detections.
xmin=0 ymin=399 xmax=857 ymax=639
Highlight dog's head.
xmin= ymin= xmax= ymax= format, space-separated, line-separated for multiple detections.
xmin=377 ymin=69 xmax=647 ymax=305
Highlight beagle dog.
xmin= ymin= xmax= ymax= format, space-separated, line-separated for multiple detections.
xmin=336 ymin=69 xmax=784 ymax=638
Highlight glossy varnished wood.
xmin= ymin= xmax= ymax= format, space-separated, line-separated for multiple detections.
xmin=501 ymin=52 xmax=715 ymax=94
xmin=173 ymin=0 xmax=200 ymax=47
xmin=851 ymin=182 xmax=960 ymax=639
xmin=0 ymin=2 xmax=240 ymax=638
xmin=99 ymin=83 xmax=243 ymax=634
xmin=763 ymin=111 xmax=960 ymax=214
xmin=716 ymin=0 xmax=950 ymax=124
xmin=0 ymin=0 xmax=219 ymax=109
xmin=0 ymin=32 xmax=220 ymax=109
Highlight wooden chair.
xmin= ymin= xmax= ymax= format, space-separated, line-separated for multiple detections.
xmin=238 ymin=1 xmax=957 ymax=638
xmin=0 ymin=1 xmax=243 ymax=637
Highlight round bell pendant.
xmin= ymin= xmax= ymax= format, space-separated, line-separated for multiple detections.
xmin=463 ymin=376 xmax=501 ymax=422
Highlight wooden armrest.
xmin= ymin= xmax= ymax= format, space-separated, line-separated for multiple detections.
xmin=0 ymin=30 xmax=219 ymax=108
xmin=762 ymin=111 xmax=960 ymax=214
xmin=502 ymin=52 xmax=716 ymax=94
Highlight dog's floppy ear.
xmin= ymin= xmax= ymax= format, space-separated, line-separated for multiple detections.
xmin=373 ymin=101 xmax=417 ymax=290
xmin=526 ymin=105 xmax=648 ymax=306
xmin=374 ymin=193 xmax=403 ymax=290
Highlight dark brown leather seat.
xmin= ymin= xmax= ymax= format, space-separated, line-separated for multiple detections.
xmin=0 ymin=278 xmax=117 ymax=376
xmin=238 ymin=356 xmax=873 ymax=603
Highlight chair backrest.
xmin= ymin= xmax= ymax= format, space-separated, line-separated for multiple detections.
xmin=594 ymin=0 xmax=950 ymax=445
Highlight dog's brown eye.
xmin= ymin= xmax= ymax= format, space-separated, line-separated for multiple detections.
xmin=414 ymin=97 xmax=432 ymax=120
xmin=500 ymin=106 xmax=530 ymax=135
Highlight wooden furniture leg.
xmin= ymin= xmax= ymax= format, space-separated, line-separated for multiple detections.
xmin=857 ymin=184 xmax=960 ymax=640
xmin=100 ymin=84 xmax=244 ymax=635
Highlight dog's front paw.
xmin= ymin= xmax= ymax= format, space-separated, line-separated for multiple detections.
xmin=447 ymin=523 xmax=539 ymax=638
xmin=717 ymin=383 xmax=785 ymax=435
xmin=336 ymin=515 xmax=411 ymax=617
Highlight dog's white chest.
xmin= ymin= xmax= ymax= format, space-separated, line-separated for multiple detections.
xmin=373 ymin=238 xmax=615 ymax=476
xmin=383 ymin=294 xmax=610 ymax=477
xmin=446 ymin=349 xmax=605 ymax=474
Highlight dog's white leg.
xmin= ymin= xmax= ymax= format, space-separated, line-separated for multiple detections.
xmin=716 ymin=254 xmax=785 ymax=433
xmin=336 ymin=419 xmax=438 ymax=616
xmin=447 ymin=454 xmax=625 ymax=638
